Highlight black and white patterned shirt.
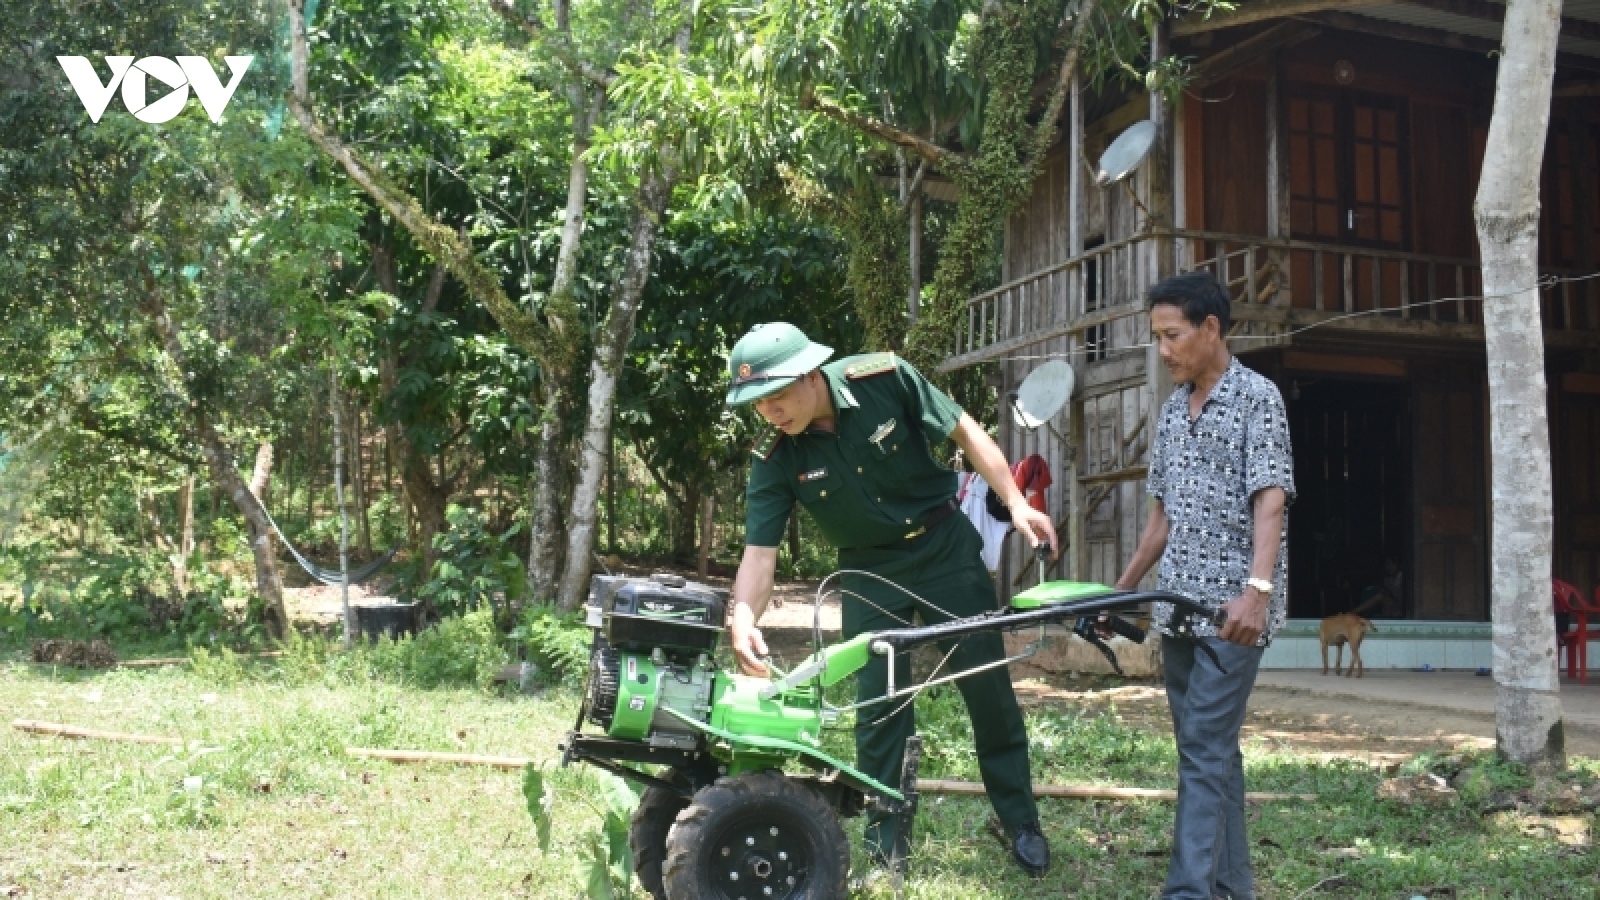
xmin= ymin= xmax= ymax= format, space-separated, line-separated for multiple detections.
xmin=1147 ymin=357 xmax=1295 ymax=646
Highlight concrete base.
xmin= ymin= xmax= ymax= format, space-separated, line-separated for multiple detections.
xmin=1254 ymin=669 xmax=1600 ymax=730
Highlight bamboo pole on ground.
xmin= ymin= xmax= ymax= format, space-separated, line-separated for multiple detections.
xmin=347 ymin=747 xmax=532 ymax=770
xmin=12 ymin=720 xmax=186 ymax=746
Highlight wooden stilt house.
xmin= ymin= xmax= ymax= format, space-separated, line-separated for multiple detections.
xmin=942 ymin=1 xmax=1600 ymax=670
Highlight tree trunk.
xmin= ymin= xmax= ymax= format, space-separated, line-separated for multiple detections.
xmin=146 ymin=294 xmax=289 ymax=639
xmin=697 ymin=486 xmax=716 ymax=578
xmin=303 ymin=406 xmax=319 ymax=532
xmin=376 ymin=353 xmax=452 ymax=582
xmin=555 ymin=163 xmax=679 ymax=610
xmin=674 ymin=481 xmax=702 ymax=565
xmin=907 ymin=188 xmax=923 ymax=324
xmin=241 ymin=442 xmax=289 ymax=639
xmin=331 ymin=364 xmax=353 ymax=649
xmin=352 ymin=396 xmax=372 ymax=556
xmin=1476 ymin=0 xmax=1565 ymax=771
xmin=526 ymin=387 xmax=571 ymax=603
xmin=606 ymin=428 xmax=617 ymax=554
xmin=175 ymin=475 xmax=194 ymax=595
xmin=524 ymin=91 xmax=598 ymax=605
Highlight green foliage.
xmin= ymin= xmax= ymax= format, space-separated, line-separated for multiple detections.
xmin=364 ymin=609 xmax=508 ymax=690
xmin=511 ymin=605 xmax=591 ymax=685
xmin=839 ymin=188 xmax=912 ymax=352
xmin=524 ymin=761 xmax=636 ymax=900
xmin=413 ymin=505 xmax=526 ymax=619
xmin=523 ymin=764 xmax=555 ymax=852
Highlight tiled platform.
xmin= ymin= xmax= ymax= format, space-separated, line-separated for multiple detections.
xmin=1261 ymin=619 xmax=1597 ymax=674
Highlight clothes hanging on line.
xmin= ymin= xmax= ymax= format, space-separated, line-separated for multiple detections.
xmin=1011 ymin=454 xmax=1053 ymax=516
xmin=958 ymin=472 xmax=1011 ymax=573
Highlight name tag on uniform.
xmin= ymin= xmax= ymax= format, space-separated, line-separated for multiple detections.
xmin=798 ymin=468 xmax=828 ymax=482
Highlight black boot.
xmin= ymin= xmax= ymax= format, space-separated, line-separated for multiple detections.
xmin=1006 ymin=821 xmax=1050 ymax=877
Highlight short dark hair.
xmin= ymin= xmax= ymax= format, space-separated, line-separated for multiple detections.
xmin=1147 ymin=271 xmax=1230 ymax=333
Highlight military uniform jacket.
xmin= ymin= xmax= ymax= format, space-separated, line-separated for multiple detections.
xmin=744 ymin=353 xmax=965 ymax=551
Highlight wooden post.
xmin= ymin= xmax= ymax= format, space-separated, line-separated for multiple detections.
xmin=1068 ymin=72 xmax=1088 ymax=584
xmin=1265 ymin=49 xmax=1292 ymax=307
xmin=1146 ymin=19 xmax=1177 ymax=413
xmin=1069 ymin=75 xmax=1084 ymax=265
xmin=1069 ymin=395 xmax=1087 ymax=582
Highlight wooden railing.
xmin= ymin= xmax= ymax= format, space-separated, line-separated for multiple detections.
xmin=940 ymin=229 xmax=1598 ymax=372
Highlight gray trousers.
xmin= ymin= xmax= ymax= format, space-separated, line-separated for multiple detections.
xmin=1161 ymin=636 xmax=1264 ymax=900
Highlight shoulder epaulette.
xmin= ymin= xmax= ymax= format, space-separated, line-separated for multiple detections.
xmin=751 ymin=426 xmax=783 ymax=461
xmin=842 ymin=352 xmax=897 ymax=380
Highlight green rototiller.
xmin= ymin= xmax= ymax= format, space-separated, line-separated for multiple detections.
xmin=559 ymin=552 xmax=1221 ymax=899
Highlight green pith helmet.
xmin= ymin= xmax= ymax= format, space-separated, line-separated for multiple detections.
xmin=725 ymin=322 xmax=834 ymax=406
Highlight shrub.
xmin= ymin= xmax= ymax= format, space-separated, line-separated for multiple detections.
xmin=511 ymin=605 xmax=591 ymax=685
xmin=353 ymin=609 xmax=507 ymax=690
xmin=413 ymin=505 xmax=525 ymax=621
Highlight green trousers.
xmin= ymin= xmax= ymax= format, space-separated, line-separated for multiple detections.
xmin=838 ymin=514 xmax=1037 ymax=858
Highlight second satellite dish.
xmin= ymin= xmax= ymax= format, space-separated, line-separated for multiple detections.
xmin=1011 ymin=360 xmax=1075 ymax=429
xmin=1096 ymin=120 xmax=1157 ymax=187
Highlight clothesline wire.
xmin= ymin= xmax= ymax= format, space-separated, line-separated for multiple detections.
xmin=998 ymin=270 xmax=1600 ymax=364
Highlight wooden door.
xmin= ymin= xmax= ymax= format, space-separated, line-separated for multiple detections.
xmin=1288 ymin=88 xmax=1410 ymax=311
xmin=1558 ymin=390 xmax=1600 ymax=605
xmin=1413 ymin=377 xmax=1488 ymax=620
xmin=1288 ymin=90 xmax=1341 ymax=241
xmin=1347 ymin=94 xmax=1408 ymax=249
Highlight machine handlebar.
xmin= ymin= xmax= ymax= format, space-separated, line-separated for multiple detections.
xmin=872 ymin=589 xmax=1221 ymax=654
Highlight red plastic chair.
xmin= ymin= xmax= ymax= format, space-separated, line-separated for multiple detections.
xmin=1553 ymin=579 xmax=1591 ymax=683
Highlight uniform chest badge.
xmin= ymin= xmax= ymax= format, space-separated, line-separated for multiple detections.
xmin=868 ymin=419 xmax=896 ymax=452
xmin=798 ymin=468 xmax=828 ymax=482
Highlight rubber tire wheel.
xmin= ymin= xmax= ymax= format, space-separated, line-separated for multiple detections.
xmin=662 ymin=772 xmax=849 ymax=900
xmin=631 ymin=781 xmax=690 ymax=900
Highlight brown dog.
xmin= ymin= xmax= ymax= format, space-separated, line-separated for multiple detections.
xmin=1320 ymin=614 xmax=1378 ymax=678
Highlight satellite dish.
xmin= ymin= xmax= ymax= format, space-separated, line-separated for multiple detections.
xmin=1096 ymin=120 xmax=1158 ymax=187
xmin=1011 ymin=360 xmax=1075 ymax=429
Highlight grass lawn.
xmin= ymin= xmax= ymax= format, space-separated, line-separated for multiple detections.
xmin=0 ymin=644 xmax=1595 ymax=899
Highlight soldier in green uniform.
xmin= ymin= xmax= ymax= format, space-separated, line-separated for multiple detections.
xmin=724 ymin=322 xmax=1056 ymax=877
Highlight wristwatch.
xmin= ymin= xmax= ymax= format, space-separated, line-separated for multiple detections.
xmin=1246 ymin=577 xmax=1275 ymax=596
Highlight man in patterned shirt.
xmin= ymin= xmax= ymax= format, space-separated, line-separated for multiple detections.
xmin=1114 ymin=271 xmax=1294 ymax=900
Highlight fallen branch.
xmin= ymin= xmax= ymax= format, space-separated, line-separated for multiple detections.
xmin=347 ymin=747 xmax=532 ymax=770
xmin=917 ymin=778 xmax=1313 ymax=803
xmin=13 ymin=719 xmax=186 ymax=747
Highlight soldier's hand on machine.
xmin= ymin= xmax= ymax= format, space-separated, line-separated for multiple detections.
xmin=730 ymin=602 xmax=771 ymax=677
xmin=1011 ymin=498 xmax=1058 ymax=559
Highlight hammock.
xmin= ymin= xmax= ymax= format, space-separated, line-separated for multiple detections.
xmin=257 ymin=501 xmax=401 ymax=586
